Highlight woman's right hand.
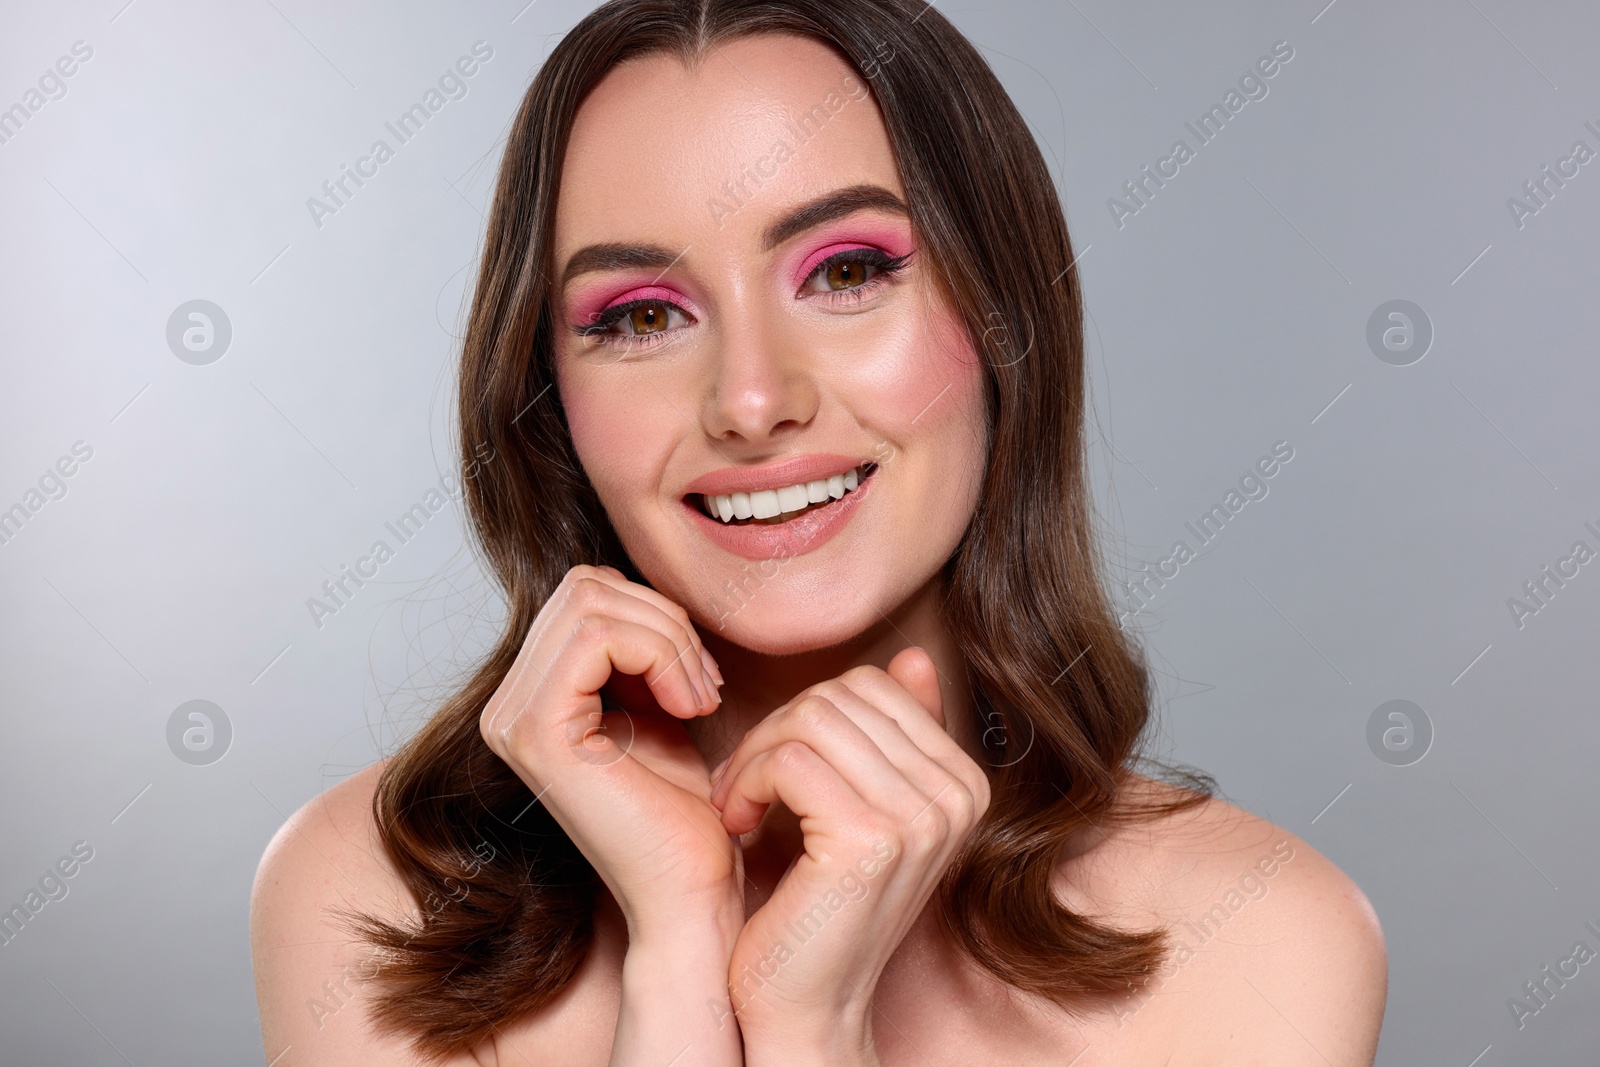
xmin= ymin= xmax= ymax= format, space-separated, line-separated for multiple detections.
xmin=478 ymin=564 xmax=741 ymax=945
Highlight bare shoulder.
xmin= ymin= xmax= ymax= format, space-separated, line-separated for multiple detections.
xmin=1054 ymin=775 xmax=1387 ymax=1064
xmin=249 ymin=759 xmax=493 ymax=1066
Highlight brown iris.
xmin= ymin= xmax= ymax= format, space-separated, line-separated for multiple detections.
xmin=628 ymin=304 xmax=668 ymax=333
xmin=824 ymin=259 xmax=869 ymax=290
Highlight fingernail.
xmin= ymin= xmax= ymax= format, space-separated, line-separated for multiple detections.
xmin=702 ymin=667 xmax=720 ymax=706
xmin=710 ymin=754 xmax=731 ymax=790
xmin=699 ymin=645 xmax=724 ymax=686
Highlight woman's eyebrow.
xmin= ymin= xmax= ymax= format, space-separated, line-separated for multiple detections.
xmin=757 ymin=183 xmax=909 ymax=251
xmin=558 ymin=183 xmax=909 ymax=288
xmin=560 ymin=244 xmax=683 ymax=289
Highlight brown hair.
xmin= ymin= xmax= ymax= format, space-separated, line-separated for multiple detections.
xmin=342 ymin=0 xmax=1213 ymax=1059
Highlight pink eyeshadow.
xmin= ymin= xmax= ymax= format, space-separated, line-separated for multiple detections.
xmin=788 ymin=221 xmax=917 ymax=288
xmin=566 ymin=283 xmax=697 ymax=327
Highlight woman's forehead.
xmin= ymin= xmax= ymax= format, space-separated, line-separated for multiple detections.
xmin=553 ymin=35 xmax=902 ymax=255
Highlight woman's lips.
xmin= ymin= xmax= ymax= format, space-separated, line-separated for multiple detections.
xmin=693 ymin=462 xmax=873 ymax=523
xmin=683 ymin=464 xmax=876 ymax=561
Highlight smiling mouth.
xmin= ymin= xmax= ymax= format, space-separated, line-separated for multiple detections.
xmin=694 ymin=462 xmax=877 ymax=525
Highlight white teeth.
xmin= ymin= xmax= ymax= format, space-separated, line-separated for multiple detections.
xmin=749 ymin=489 xmax=780 ymax=519
xmin=701 ymin=465 xmax=869 ymax=524
xmin=776 ymin=484 xmax=808 ymax=513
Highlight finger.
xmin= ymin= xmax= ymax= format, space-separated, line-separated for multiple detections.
xmin=578 ymin=566 xmax=723 ymax=690
xmin=886 ymin=647 xmax=942 ymax=727
xmin=710 ymin=694 xmax=929 ymax=815
xmin=829 ymin=666 xmax=965 ymax=766
xmin=504 ymin=566 xmax=610 ymax=689
xmin=484 ymin=614 xmax=704 ymax=771
xmin=809 ymin=684 xmax=956 ymax=806
xmin=712 ymin=687 xmax=948 ymax=815
xmin=718 ymin=739 xmax=874 ymax=837
xmin=559 ymin=573 xmax=717 ymax=712
xmin=831 ymin=666 xmax=990 ymax=818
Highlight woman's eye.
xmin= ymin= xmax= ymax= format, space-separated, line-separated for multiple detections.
xmin=804 ymin=254 xmax=883 ymax=294
xmin=582 ymin=300 xmax=691 ymax=342
xmin=799 ymin=248 xmax=912 ymax=298
xmin=823 ymin=258 xmax=877 ymax=290
xmin=621 ymin=302 xmax=673 ymax=334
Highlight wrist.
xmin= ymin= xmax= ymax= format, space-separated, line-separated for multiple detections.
xmin=624 ymin=891 xmax=744 ymax=955
xmin=623 ymin=925 xmax=738 ymax=983
xmin=627 ymin=908 xmax=745 ymax=959
xmin=736 ymin=996 xmax=875 ymax=1066
xmin=742 ymin=1027 xmax=877 ymax=1067
xmin=615 ymin=922 xmax=744 ymax=1066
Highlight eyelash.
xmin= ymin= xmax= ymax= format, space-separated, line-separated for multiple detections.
xmin=569 ymin=247 xmax=914 ymax=351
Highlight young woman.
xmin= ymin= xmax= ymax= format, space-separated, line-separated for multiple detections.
xmin=250 ymin=1 xmax=1387 ymax=1063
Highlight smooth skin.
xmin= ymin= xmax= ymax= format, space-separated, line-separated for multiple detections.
xmin=251 ymin=33 xmax=1387 ymax=1067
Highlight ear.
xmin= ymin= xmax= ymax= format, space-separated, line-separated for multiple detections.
xmin=887 ymin=646 xmax=943 ymax=729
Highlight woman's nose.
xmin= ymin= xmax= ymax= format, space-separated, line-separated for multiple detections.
xmin=698 ymin=303 xmax=820 ymax=447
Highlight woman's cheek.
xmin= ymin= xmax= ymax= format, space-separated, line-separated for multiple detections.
xmin=558 ymin=371 xmax=652 ymax=506
xmin=864 ymin=299 xmax=985 ymax=446
xmin=896 ymin=306 xmax=988 ymax=526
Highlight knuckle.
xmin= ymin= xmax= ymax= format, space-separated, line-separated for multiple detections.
xmin=905 ymin=810 xmax=949 ymax=854
xmin=971 ymin=773 xmax=993 ymax=815
xmin=477 ymin=712 xmax=499 ymax=752
xmin=951 ymin=758 xmax=992 ymax=813
xmin=945 ymin=782 xmax=979 ymax=827
xmin=479 ymin=697 xmax=510 ymax=742
xmin=570 ymin=576 xmax=608 ymax=611
xmin=649 ymin=627 xmax=679 ymax=659
xmin=772 ymin=739 xmax=815 ymax=773
xmin=573 ymin=612 xmax=611 ymax=640
xmin=862 ymin=816 xmax=904 ymax=856
xmin=481 ymin=718 xmax=521 ymax=768
xmin=807 ymin=679 xmax=847 ymax=703
xmin=791 ymin=695 xmax=841 ymax=735
xmin=558 ymin=568 xmax=592 ymax=602
xmin=664 ymin=601 xmax=693 ymax=631
xmin=840 ymin=664 xmax=884 ymax=688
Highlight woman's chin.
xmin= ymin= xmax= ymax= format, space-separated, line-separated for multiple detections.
xmin=694 ymin=597 xmax=882 ymax=657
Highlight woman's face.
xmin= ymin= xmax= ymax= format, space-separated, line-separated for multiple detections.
xmin=551 ymin=33 xmax=988 ymax=655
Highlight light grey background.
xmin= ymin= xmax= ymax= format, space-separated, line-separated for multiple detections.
xmin=1 ymin=0 xmax=1595 ymax=1062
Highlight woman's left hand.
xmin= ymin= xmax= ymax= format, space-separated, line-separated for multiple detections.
xmin=707 ymin=647 xmax=992 ymax=1066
